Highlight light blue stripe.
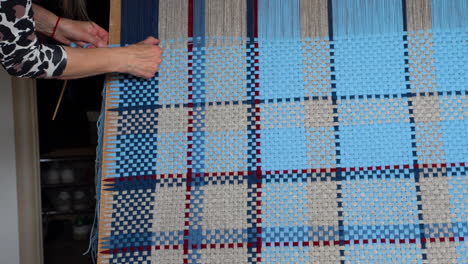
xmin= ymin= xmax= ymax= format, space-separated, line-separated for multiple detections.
xmin=332 ymin=0 xmax=404 ymax=38
xmin=432 ymin=0 xmax=468 ymax=30
xmin=258 ymin=0 xmax=300 ymax=40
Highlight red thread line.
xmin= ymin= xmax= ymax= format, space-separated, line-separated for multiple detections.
xmin=50 ymin=16 xmax=61 ymax=39
xmin=100 ymin=236 xmax=465 ymax=254
xmin=102 ymin=162 xmax=466 ymax=183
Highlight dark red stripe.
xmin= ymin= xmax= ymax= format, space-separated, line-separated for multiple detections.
xmin=188 ymin=0 xmax=193 ymax=38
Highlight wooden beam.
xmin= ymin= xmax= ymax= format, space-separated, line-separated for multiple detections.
xmin=109 ymin=0 xmax=121 ymax=45
xmin=97 ymin=1 xmax=121 ymax=263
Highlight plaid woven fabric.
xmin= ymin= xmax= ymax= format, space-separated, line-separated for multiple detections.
xmin=98 ymin=0 xmax=467 ymax=263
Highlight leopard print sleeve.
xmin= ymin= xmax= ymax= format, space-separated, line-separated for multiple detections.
xmin=0 ymin=0 xmax=67 ymax=78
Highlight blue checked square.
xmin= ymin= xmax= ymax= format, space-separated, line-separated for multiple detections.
xmin=440 ymin=119 xmax=468 ymax=163
xmin=342 ymin=178 xmax=419 ymax=227
xmin=110 ymin=251 xmax=151 ymax=264
xmin=111 ymin=188 xmax=154 ymax=248
xmin=438 ymin=95 xmax=468 ymax=163
xmin=110 ymin=232 xmax=154 ymax=249
xmin=456 ymin=241 xmax=468 ymax=263
xmin=158 ymin=47 xmax=188 ymax=105
xmin=262 ymin=127 xmax=308 ymax=171
xmin=115 ymin=133 xmax=157 ymax=177
xmin=263 ymin=226 xmax=309 ymax=244
xmin=345 ymin=224 xmax=420 ymax=241
xmin=433 ymin=31 xmax=468 ymax=92
xmin=339 ymin=122 xmax=414 ymax=167
xmin=334 ymin=35 xmax=407 ymax=96
xmin=338 ymin=98 xmax=413 ymax=167
xmin=259 ymin=41 xmax=305 ymax=99
xmin=119 ymin=76 xmax=159 ymax=108
xmin=262 ymin=101 xmax=308 ymax=171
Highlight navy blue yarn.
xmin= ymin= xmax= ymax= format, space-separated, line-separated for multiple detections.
xmin=121 ymin=0 xmax=159 ymax=45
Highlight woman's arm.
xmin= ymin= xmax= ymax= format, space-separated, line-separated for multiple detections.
xmin=32 ymin=3 xmax=162 ymax=79
xmin=1 ymin=1 xmax=161 ymax=79
xmin=60 ymin=37 xmax=163 ymax=80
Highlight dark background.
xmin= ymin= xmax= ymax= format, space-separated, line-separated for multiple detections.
xmin=34 ymin=1 xmax=110 ymax=263
xmin=35 ymin=0 xmax=110 ymax=154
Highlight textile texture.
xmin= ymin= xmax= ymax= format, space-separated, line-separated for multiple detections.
xmin=98 ymin=0 xmax=467 ymax=263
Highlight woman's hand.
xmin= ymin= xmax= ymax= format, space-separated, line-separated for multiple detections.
xmin=117 ymin=37 xmax=163 ymax=79
xmin=55 ymin=18 xmax=108 ymax=48
xmin=32 ymin=4 xmax=108 ymax=48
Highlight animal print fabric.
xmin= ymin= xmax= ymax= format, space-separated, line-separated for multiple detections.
xmin=0 ymin=0 xmax=66 ymax=78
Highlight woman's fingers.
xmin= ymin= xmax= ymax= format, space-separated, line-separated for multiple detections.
xmin=142 ymin=37 xmax=160 ymax=45
xmin=121 ymin=37 xmax=163 ymax=79
xmin=75 ymin=41 xmax=87 ymax=47
xmin=72 ymin=22 xmax=107 ymax=48
xmin=89 ymin=22 xmax=109 ymax=47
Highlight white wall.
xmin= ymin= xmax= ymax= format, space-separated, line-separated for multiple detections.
xmin=0 ymin=68 xmax=20 ymax=264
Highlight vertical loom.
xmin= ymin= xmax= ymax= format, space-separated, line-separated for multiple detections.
xmin=94 ymin=0 xmax=467 ymax=263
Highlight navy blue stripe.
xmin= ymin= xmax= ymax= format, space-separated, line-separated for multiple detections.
xmin=107 ymin=164 xmax=466 ymax=190
xmin=247 ymin=0 xmax=255 ymax=40
xmin=245 ymin=1 xmax=261 ymax=262
xmin=121 ymin=0 xmax=159 ymax=44
xmin=327 ymin=0 xmax=334 ymax=41
xmin=108 ymin=90 xmax=468 ymax=113
xmin=402 ymin=0 xmax=408 ymax=31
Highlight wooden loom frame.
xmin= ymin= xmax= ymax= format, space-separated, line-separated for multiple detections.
xmin=97 ymin=0 xmax=121 ymax=263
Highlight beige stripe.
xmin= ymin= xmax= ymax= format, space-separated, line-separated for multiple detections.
xmin=158 ymin=0 xmax=188 ymax=41
xmin=300 ymin=0 xmax=329 ymax=39
xmin=205 ymin=0 xmax=246 ymax=40
xmin=406 ymin=0 xmax=432 ymax=32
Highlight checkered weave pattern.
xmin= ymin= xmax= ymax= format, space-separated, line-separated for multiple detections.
xmin=98 ymin=0 xmax=467 ymax=263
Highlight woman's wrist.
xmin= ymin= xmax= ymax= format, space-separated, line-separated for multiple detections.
xmin=32 ymin=4 xmax=59 ymax=36
xmin=110 ymin=47 xmax=129 ymax=73
xmin=94 ymin=47 xmax=123 ymax=73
